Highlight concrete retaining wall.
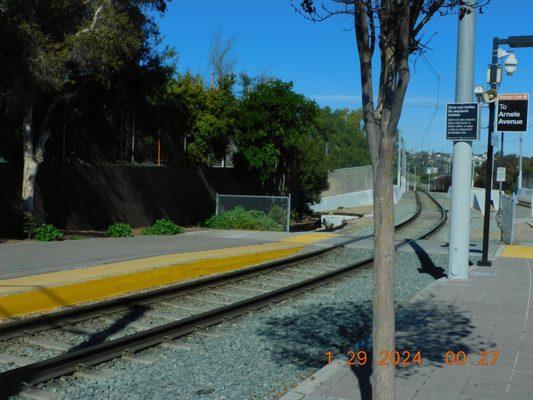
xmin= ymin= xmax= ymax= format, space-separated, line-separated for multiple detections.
xmin=309 ymin=185 xmax=404 ymax=213
xmin=447 ymin=186 xmax=502 ymax=214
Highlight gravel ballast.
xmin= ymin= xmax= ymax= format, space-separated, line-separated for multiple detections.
xmin=340 ymin=191 xmax=418 ymax=237
xmin=27 ymin=247 xmax=447 ymax=400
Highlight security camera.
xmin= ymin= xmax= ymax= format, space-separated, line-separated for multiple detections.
xmin=474 ymin=85 xmax=484 ymax=96
xmin=504 ymin=52 xmax=518 ymax=75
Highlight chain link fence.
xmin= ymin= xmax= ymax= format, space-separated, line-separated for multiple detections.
xmin=322 ymin=165 xmax=373 ymax=197
xmin=216 ymin=194 xmax=291 ymax=232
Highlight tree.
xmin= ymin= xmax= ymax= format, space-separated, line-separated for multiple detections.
xmin=0 ymin=0 xmax=168 ymax=231
xmin=314 ymin=107 xmax=370 ymax=169
xmin=168 ymin=72 xmax=239 ymax=165
xmin=476 ymin=153 xmax=533 ymax=193
xmin=235 ymin=79 xmax=327 ymax=211
xmin=296 ymin=1 xmax=489 ymax=398
xmin=208 ymin=29 xmax=237 ymax=88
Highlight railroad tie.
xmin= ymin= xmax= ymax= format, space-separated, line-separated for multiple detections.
xmin=24 ymin=336 xmax=71 ymax=352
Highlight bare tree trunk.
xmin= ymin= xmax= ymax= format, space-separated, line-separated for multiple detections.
xmin=21 ymin=96 xmax=36 ymax=214
xmin=372 ymin=140 xmax=396 ymax=400
xmin=21 ymin=94 xmax=51 ymax=217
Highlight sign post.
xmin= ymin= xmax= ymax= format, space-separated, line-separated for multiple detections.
xmin=446 ymin=102 xmax=479 ymax=278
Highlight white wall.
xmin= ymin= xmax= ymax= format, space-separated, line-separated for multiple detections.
xmin=448 ymin=186 xmax=502 ymax=215
xmin=517 ymin=188 xmax=533 ymax=204
xmin=309 ymin=185 xmax=404 ymax=213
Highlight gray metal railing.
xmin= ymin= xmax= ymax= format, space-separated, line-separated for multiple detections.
xmin=497 ymin=194 xmax=517 ymax=244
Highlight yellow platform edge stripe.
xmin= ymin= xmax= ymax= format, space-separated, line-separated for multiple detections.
xmin=500 ymin=245 xmax=533 ymax=259
xmin=0 ymin=245 xmax=304 ymax=320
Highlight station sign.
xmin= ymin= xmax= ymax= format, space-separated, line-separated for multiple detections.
xmin=446 ymin=102 xmax=479 ymax=141
xmin=497 ymin=93 xmax=528 ymax=132
xmin=496 ymin=167 xmax=506 ymax=182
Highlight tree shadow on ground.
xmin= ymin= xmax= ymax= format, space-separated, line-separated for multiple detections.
xmin=0 ymin=298 xmax=150 ymax=397
xmin=66 ymin=304 xmax=149 ymax=353
xmin=258 ymin=294 xmax=494 ymax=400
xmin=407 ymin=241 xmax=446 ymax=279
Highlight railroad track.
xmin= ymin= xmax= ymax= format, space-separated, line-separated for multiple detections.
xmin=518 ymin=200 xmax=531 ymax=209
xmin=0 ymin=191 xmax=445 ymax=397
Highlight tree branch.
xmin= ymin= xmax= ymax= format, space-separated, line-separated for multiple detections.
xmin=76 ymin=0 xmax=111 ymax=36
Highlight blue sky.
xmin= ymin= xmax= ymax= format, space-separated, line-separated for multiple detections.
xmin=154 ymin=0 xmax=533 ymax=156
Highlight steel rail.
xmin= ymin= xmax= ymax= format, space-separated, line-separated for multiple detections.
xmin=0 ymin=195 xmax=421 ymax=340
xmin=0 ymin=192 xmax=444 ymax=397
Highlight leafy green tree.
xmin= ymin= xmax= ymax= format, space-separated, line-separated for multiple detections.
xmin=235 ymin=79 xmax=328 ymax=211
xmin=314 ymin=107 xmax=370 ymax=169
xmin=0 ymin=0 xmax=169 ymax=222
xmin=168 ymin=73 xmax=239 ymax=165
xmin=476 ymin=153 xmax=533 ymax=193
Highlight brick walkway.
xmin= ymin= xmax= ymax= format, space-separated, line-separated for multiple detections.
xmin=281 ymin=252 xmax=533 ymax=400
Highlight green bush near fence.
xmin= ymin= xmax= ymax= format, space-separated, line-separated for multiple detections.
xmin=142 ymin=219 xmax=183 ymax=235
xmin=204 ymin=207 xmax=283 ymax=231
xmin=34 ymin=224 xmax=64 ymax=241
xmin=106 ymin=223 xmax=133 ymax=238
xmin=267 ymin=205 xmax=287 ymax=227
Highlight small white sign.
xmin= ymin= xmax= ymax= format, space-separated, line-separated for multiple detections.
xmin=496 ymin=167 xmax=506 ymax=182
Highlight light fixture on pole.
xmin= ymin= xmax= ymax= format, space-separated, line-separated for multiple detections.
xmin=478 ymin=35 xmax=533 ymax=267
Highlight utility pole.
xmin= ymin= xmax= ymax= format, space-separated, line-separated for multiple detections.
xmin=448 ymin=0 xmax=476 ymax=280
xmin=518 ymin=133 xmax=523 ymax=189
xmin=414 ymin=165 xmax=417 ymax=191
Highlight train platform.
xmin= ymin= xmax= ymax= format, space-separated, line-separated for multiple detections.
xmin=0 ymin=230 xmax=340 ymax=320
xmin=281 ymin=244 xmax=533 ymax=400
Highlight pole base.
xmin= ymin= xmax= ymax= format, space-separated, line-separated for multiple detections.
xmin=477 ymin=260 xmax=492 ymax=267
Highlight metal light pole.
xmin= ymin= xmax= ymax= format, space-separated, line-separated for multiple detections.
xmin=479 ymin=35 xmax=533 ymax=266
xmin=478 ymin=40 xmax=498 ymax=266
xmin=448 ymin=0 xmax=476 ymax=280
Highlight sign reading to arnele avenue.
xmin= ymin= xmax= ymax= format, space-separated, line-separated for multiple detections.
xmin=497 ymin=93 xmax=528 ymax=132
xmin=446 ymin=102 xmax=479 ymax=141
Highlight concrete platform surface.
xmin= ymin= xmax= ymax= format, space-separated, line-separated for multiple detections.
xmin=281 ymin=249 xmax=533 ymax=400
xmin=0 ymin=231 xmax=339 ymax=319
xmin=0 ymin=230 xmax=343 ymax=280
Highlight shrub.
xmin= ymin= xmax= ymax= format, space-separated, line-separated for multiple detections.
xmin=22 ymin=212 xmax=39 ymax=238
xmin=106 ymin=223 xmax=133 ymax=238
xmin=142 ymin=219 xmax=183 ymax=235
xmin=204 ymin=207 xmax=283 ymax=231
xmin=268 ymin=205 xmax=287 ymax=226
xmin=34 ymin=224 xmax=64 ymax=241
